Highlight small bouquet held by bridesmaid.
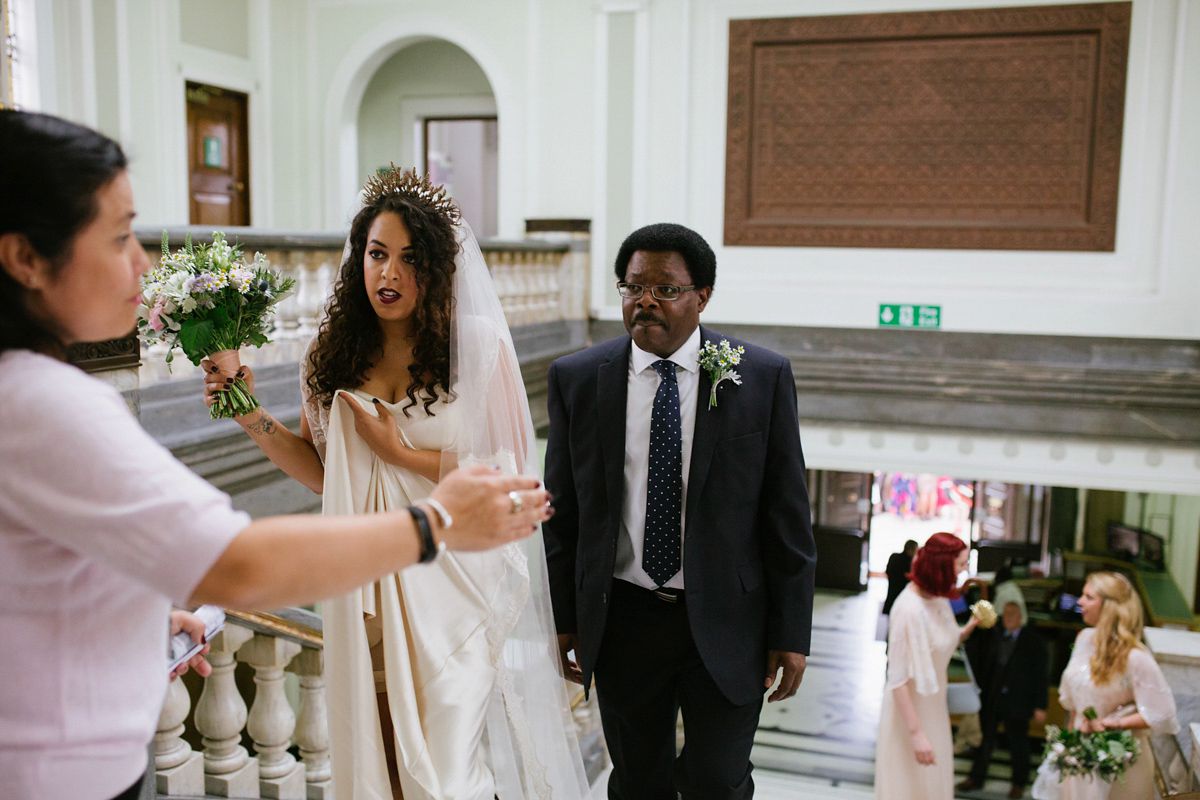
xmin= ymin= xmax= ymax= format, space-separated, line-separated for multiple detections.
xmin=138 ymin=231 xmax=294 ymax=419
xmin=970 ymin=599 xmax=998 ymax=628
xmin=1032 ymin=706 xmax=1141 ymax=799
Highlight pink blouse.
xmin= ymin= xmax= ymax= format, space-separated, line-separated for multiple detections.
xmin=0 ymin=350 xmax=249 ymax=800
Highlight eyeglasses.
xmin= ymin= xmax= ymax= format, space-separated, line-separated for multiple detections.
xmin=616 ymin=282 xmax=696 ymax=301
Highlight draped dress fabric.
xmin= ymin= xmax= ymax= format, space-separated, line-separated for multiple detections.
xmin=315 ymin=388 xmax=530 ymax=800
xmin=1057 ymin=628 xmax=1179 ymax=800
xmin=875 ymin=584 xmax=960 ymax=800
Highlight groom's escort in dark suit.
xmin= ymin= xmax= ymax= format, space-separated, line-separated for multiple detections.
xmin=543 ymin=224 xmax=817 ymax=800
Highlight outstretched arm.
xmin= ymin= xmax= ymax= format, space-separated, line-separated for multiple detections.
xmin=190 ymin=464 xmax=552 ymax=609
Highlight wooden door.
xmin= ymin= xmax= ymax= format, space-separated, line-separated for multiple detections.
xmin=186 ymin=83 xmax=249 ymax=226
xmin=817 ymin=471 xmax=874 ymax=533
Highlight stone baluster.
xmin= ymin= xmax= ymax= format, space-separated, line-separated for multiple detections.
xmin=523 ymin=254 xmax=542 ymax=323
xmin=564 ymin=243 xmax=590 ymax=320
xmin=295 ymin=253 xmax=323 ymax=340
xmin=532 ymin=254 xmax=549 ymax=323
xmin=239 ymin=633 xmax=306 ymax=799
xmin=316 ymin=255 xmax=335 ymax=320
xmin=519 ymin=253 xmax=537 ymax=326
xmin=194 ymin=624 xmax=259 ymax=797
xmin=288 ymin=648 xmax=332 ymax=799
xmin=155 ymin=677 xmax=205 ymax=796
xmin=272 ymin=250 xmax=302 ymax=341
xmin=539 ymin=252 xmax=560 ymax=322
xmin=488 ymin=251 xmax=514 ymax=322
xmin=546 ymin=251 xmax=564 ymax=322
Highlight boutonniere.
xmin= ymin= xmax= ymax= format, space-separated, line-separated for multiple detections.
xmin=698 ymin=339 xmax=745 ymax=410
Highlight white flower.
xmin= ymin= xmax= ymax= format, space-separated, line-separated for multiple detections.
xmin=229 ymin=267 xmax=255 ymax=293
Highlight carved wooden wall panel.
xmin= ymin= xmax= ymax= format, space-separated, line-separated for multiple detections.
xmin=724 ymin=3 xmax=1132 ymax=250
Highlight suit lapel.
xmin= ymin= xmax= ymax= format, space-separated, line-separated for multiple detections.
xmin=685 ymin=326 xmax=721 ymax=535
xmin=597 ymin=339 xmax=631 ymax=531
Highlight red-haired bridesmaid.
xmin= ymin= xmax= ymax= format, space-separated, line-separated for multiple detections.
xmin=875 ymin=533 xmax=980 ymax=799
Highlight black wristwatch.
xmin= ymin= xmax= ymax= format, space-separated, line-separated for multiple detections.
xmin=407 ymin=505 xmax=439 ymax=563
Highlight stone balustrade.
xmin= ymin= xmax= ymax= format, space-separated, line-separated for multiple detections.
xmin=155 ymin=608 xmax=605 ymax=799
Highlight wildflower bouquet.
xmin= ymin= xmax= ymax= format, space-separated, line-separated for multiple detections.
xmin=1034 ymin=707 xmax=1140 ymax=799
xmin=139 ymin=232 xmax=294 ymax=419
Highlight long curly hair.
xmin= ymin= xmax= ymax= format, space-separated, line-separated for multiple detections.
xmin=1085 ymin=571 xmax=1144 ymax=686
xmin=908 ymin=532 xmax=967 ymax=598
xmin=305 ymin=193 xmax=459 ymax=415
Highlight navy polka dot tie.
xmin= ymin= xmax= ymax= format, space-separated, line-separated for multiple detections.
xmin=643 ymin=359 xmax=682 ymax=588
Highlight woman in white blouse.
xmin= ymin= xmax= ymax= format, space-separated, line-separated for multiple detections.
xmin=0 ymin=110 xmax=551 ymax=800
xmin=1058 ymin=571 xmax=1179 ymax=800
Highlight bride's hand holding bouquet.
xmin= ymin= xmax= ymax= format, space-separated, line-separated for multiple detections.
xmin=139 ymin=232 xmax=293 ymax=419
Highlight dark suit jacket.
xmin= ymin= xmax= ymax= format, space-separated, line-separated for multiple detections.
xmin=542 ymin=326 xmax=817 ymax=706
xmin=977 ymin=625 xmax=1049 ymax=720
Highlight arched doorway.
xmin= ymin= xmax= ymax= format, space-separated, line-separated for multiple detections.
xmin=357 ymin=40 xmax=498 ymax=238
xmin=322 ymin=18 xmax=518 ymax=235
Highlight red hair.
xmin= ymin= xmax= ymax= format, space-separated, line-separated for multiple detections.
xmin=908 ymin=533 xmax=967 ymax=597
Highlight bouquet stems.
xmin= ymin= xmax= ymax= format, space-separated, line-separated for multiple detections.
xmin=208 ymin=349 xmax=260 ymax=420
xmin=210 ymin=378 xmax=260 ymax=420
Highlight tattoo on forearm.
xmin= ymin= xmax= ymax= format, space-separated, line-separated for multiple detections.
xmin=246 ymin=414 xmax=277 ymax=436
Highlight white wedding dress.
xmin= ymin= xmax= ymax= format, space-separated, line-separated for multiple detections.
xmin=303 ymin=216 xmax=588 ymax=800
xmin=319 ymin=389 xmax=529 ymax=800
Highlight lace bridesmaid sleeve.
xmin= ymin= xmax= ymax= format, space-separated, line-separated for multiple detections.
xmin=885 ymin=598 xmax=940 ymax=696
xmin=1127 ymin=647 xmax=1180 ymax=735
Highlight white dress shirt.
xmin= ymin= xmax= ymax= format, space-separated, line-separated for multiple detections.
xmin=614 ymin=326 xmax=701 ymax=590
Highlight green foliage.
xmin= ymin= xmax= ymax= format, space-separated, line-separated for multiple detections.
xmin=1041 ymin=707 xmax=1141 ymax=785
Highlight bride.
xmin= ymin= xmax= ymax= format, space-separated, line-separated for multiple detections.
xmin=204 ymin=168 xmax=588 ymax=800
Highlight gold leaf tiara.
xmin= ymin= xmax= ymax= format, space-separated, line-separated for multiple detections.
xmin=362 ymin=165 xmax=461 ymax=223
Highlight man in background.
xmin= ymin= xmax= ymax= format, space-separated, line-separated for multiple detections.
xmin=956 ymin=589 xmax=1048 ymax=799
xmin=882 ymin=539 xmax=918 ymax=615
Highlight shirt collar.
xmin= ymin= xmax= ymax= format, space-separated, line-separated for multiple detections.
xmin=631 ymin=325 xmax=701 ymax=376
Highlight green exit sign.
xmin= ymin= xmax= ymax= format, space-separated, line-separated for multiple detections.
xmin=879 ymin=304 xmax=940 ymax=328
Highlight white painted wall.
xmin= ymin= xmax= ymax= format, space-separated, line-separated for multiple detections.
xmin=13 ymin=0 xmax=1200 ymax=337
xmin=618 ymin=0 xmax=1200 ymax=342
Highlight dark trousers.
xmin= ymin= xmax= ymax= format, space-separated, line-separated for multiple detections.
xmin=969 ymin=703 xmax=1033 ymax=788
xmin=593 ymin=580 xmax=763 ymax=800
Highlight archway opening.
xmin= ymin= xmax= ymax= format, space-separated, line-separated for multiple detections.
xmin=357 ymin=39 xmax=498 ymax=238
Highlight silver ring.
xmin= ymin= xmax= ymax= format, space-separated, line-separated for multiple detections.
xmin=508 ymin=490 xmax=523 ymax=515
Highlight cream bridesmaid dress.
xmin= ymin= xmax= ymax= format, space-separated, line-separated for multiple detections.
xmin=875 ymin=584 xmax=959 ymax=800
xmin=319 ymin=389 xmax=527 ymax=800
xmin=1057 ymin=628 xmax=1179 ymax=800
